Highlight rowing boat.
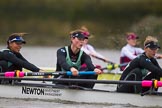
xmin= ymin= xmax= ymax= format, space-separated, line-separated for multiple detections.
xmin=97 ymin=72 xmax=121 ymax=80
xmin=0 ymin=83 xmax=161 ymax=107
xmin=0 ymin=75 xmax=162 ymax=107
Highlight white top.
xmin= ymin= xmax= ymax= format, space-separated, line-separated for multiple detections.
xmin=81 ymin=44 xmax=105 ymax=59
xmin=120 ymin=44 xmax=144 ymax=60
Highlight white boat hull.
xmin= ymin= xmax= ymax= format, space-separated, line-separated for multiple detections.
xmin=0 ymin=83 xmax=162 ymax=107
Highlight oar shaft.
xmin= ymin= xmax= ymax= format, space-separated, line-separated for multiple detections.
xmin=119 ymin=62 xmax=129 ymax=67
xmin=1 ymin=77 xmax=162 ymax=87
xmin=92 ymin=55 xmax=113 ymax=64
xmin=0 ymin=77 xmax=142 ymax=85
xmin=1 ymin=71 xmax=96 ymax=77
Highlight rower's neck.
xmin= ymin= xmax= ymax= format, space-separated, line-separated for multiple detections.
xmin=71 ymin=45 xmax=79 ymax=54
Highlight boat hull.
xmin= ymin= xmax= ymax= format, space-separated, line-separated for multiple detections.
xmin=0 ymin=84 xmax=162 ymax=107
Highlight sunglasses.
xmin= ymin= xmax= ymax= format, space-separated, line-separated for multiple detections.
xmin=15 ymin=42 xmax=24 ymax=45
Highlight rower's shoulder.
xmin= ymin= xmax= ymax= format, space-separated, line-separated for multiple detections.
xmin=0 ymin=49 xmax=13 ymax=54
xmin=57 ymin=47 xmax=66 ymax=53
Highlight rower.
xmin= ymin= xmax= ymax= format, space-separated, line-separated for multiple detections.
xmin=120 ymin=32 xmax=143 ymax=71
xmin=55 ymin=30 xmax=102 ymax=88
xmin=0 ymin=33 xmax=43 ymax=84
xmin=117 ymin=36 xmax=162 ymax=93
xmin=78 ymin=26 xmax=114 ymax=71
xmin=80 ymin=26 xmax=111 ymax=64
xmin=120 ymin=32 xmax=162 ymax=71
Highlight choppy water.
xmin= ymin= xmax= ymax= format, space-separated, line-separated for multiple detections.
xmin=0 ymin=98 xmax=139 ymax=108
xmin=0 ymin=46 xmax=161 ymax=108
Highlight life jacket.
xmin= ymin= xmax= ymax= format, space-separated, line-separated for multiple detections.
xmin=61 ymin=46 xmax=83 ymax=71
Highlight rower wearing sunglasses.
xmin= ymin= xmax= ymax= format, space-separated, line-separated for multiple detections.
xmin=117 ymin=36 xmax=162 ymax=93
xmin=0 ymin=33 xmax=42 ymax=83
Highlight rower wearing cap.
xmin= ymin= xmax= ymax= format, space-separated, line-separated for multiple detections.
xmin=120 ymin=32 xmax=144 ymax=71
xmin=117 ymin=36 xmax=162 ymax=93
xmin=55 ymin=30 xmax=102 ymax=88
xmin=80 ymin=26 xmax=109 ymax=63
xmin=0 ymin=33 xmax=41 ymax=79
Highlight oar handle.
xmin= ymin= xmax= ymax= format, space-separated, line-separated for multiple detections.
xmin=92 ymin=55 xmax=114 ymax=64
xmin=142 ymin=80 xmax=162 ymax=88
xmin=2 ymin=71 xmax=96 ymax=77
xmin=4 ymin=71 xmax=25 ymax=77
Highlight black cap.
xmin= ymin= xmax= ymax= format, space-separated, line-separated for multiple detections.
xmin=7 ymin=35 xmax=26 ymax=44
xmin=145 ymin=41 xmax=160 ymax=49
xmin=71 ymin=31 xmax=85 ymax=39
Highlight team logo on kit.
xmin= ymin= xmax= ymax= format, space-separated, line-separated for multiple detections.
xmin=145 ymin=58 xmax=151 ymax=62
xmin=61 ymin=49 xmax=65 ymax=53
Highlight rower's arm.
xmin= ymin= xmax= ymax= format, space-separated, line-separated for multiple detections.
xmin=139 ymin=57 xmax=162 ymax=76
xmin=82 ymin=52 xmax=95 ymax=70
xmin=3 ymin=51 xmax=40 ymax=72
xmin=56 ymin=48 xmax=71 ymax=71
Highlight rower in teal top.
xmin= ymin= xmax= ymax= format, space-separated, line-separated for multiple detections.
xmin=55 ymin=30 xmax=102 ymax=88
xmin=63 ymin=46 xmax=83 ymax=71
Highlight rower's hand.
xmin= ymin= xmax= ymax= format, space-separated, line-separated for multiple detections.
xmin=155 ymin=54 xmax=162 ymax=59
xmin=94 ymin=68 xmax=102 ymax=74
xmin=70 ymin=67 xmax=78 ymax=76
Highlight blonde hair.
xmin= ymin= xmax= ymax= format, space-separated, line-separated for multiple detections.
xmin=80 ymin=26 xmax=89 ymax=32
xmin=69 ymin=29 xmax=83 ymax=36
xmin=144 ymin=36 xmax=158 ymax=46
xmin=70 ymin=26 xmax=89 ymax=35
xmin=69 ymin=26 xmax=91 ymax=38
xmin=10 ymin=32 xmax=29 ymax=37
xmin=126 ymin=32 xmax=135 ymax=36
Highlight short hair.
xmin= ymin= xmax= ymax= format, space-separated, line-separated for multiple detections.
xmin=144 ymin=36 xmax=158 ymax=47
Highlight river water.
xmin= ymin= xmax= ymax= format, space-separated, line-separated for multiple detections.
xmin=20 ymin=46 xmax=121 ymax=68
xmin=0 ymin=46 xmax=161 ymax=108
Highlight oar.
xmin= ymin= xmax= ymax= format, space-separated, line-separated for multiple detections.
xmin=91 ymin=55 xmax=114 ymax=64
xmin=91 ymin=55 xmax=129 ymax=71
xmin=102 ymin=62 xmax=129 ymax=70
xmin=0 ymin=71 xmax=96 ymax=78
xmin=0 ymin=77 xmax=161 ymax=88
